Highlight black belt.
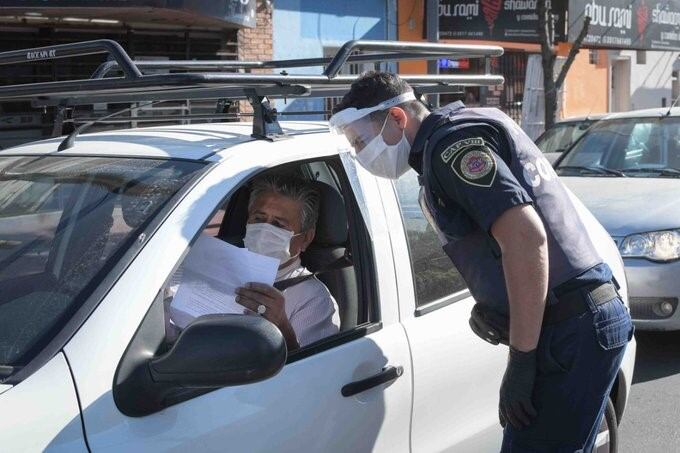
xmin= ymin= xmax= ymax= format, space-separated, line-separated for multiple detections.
xmin=470 ymin=281 xmax=620 ymax=346
xmin=543 ymin=281 xmax=620 ymax=325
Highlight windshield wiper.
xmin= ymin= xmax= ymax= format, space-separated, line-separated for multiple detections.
xmin=557 ymin=166 xmax=626 ymax=176
xmin=620 ymin=167 xmax=680 ymax=177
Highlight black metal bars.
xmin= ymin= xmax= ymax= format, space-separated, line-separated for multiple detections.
xmin=0 ymin=38 xmax=506 ymax=144
xmin=29 ymin=74 xmax=503 ymax=107
xmin=0 ymin=39 xmax=504 ymax=105
xmin=0 ymin=40 xmax=142 ymax=79
xmin=322 ymin=40 xmax=503 ymax=77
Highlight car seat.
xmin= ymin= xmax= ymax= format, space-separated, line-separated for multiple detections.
xmin=302 ymin=181 xmax=357 ymax=331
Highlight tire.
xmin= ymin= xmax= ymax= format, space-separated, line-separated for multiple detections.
xmin=594 ymin=397 xmax=618 ymax=453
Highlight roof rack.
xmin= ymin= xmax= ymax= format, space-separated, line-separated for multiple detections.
xmin=0 ymin=39 xmax=505 ymax=145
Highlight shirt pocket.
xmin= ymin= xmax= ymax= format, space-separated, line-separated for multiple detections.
xmin=593 ymin=297 xmax=634 ymax=351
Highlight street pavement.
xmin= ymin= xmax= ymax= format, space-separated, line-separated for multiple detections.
xmin=619 ymin=330 xmax=680 ymax=452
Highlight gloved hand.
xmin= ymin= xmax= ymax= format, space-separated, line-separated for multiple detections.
xmin=499 ymin=346 xmax=538 ymax=429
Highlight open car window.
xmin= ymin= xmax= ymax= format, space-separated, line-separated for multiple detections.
xmin=161 ymin=157 xmax=375 ymax=357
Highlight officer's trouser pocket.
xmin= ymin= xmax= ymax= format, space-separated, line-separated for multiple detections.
xmin=537 ymin=320 xmax=579 ymax=375
xmin=593 ymin=297 xmax=634 ymax=350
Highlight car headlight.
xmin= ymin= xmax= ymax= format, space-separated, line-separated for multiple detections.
xmin=619 ymin=229 xmax=680 ymax=262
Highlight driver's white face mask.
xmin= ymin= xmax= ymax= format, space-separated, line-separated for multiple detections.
xmin=243 ymin=222 xmax=302 ymax=265
xmin=356 ymin=114 xmax=412 ymax=180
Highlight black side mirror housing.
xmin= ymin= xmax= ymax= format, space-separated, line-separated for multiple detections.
xmin=114 ymin=309 xmax=287 ymax=417
xmin=150 ymin=314 xmax=287 ymax=387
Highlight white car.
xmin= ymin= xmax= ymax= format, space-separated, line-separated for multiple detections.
xmin=0 ymin=39 xmax=634 ymax=453
xmin=0 ymin=120 xmax=635 ymax=452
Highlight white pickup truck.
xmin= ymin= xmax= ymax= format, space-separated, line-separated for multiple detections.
xmin=0 ymin=39 xmax=635 ymax=453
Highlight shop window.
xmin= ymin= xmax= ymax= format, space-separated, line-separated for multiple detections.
xmin=589 ymin=50 xmax=600 ymax=65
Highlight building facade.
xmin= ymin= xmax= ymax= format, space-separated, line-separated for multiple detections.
xmin=0 ymin=0 xmax=264 ymax=148
xmin=0 ymin=0 xmax=400 ymax=145
xmin=272 ymin=0 xmax=397 ymax=118
xmin=398 ymin=0 xmax=680 ymax=136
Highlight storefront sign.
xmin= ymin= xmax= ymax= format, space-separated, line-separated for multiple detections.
xmin=437 ymin=1 xmax=680 ymax=51
xmin=438 ymin=0 xmax=567 ymax=43
xmin=569 ymin=0 xmax=680 ymax=50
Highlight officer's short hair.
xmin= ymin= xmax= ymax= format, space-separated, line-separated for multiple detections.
xmin=332 ymin=71 xmax=429 ymax=123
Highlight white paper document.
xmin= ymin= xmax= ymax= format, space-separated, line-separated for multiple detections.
xmin=169 ymin=234 xmax=279 ymax=329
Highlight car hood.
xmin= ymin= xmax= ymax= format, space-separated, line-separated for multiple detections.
xmin=561 ymin=177 xmax=680 ymax=237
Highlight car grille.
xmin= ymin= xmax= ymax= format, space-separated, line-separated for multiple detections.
xmin=629 ymin=297 xmax=679 ymax=320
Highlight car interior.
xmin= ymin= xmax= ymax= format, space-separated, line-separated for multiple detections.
xmin=169 ymin=158 xmax=367 ymax=349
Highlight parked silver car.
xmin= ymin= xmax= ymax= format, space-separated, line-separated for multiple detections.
xmin=536 ymin=114 xmax=605 ymax=163
xmin=555 ymin=108 xmax=680 ymax=330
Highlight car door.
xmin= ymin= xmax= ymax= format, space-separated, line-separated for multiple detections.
xmin=378 ymin=170 xmax=508 ymax=452
xmin=64 ymin=140 xmax=413 ymax=452
xmin=0 ymin=353 xmax=88 ymax=452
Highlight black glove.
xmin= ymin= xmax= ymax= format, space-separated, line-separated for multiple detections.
xmin=499 ymin=346 xmax=538 ymax=429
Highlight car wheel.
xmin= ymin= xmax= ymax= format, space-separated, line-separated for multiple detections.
xmin=594 ymin=397 xmax=618 ymax=453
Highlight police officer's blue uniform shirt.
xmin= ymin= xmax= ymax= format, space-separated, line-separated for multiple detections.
xmin=409 ymin=102 xmax=611 ymax=315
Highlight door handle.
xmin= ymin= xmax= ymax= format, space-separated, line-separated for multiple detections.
xmin=341 ymin=365 xmax=404 ymax=397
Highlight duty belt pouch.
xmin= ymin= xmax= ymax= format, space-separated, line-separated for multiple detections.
xmin=469 ymin=304 xmax=509 ymax=346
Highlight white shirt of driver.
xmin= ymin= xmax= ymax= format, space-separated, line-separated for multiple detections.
xmin=164 ymin=256 xmax=340 ymax=347
xmin=275 ymin=257 xmax=340 ymax=347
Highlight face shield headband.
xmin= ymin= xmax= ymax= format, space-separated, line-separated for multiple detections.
xmin=328 ymin=91 xmax=417 ymax=151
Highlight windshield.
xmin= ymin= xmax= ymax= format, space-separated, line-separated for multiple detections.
xmin=536 ymin=121 xmax=591 ymax=154
xmin=556 ymin=118 xmax=680 ymax=177
xmin=0 ymin=156 xmax=205 ymax=373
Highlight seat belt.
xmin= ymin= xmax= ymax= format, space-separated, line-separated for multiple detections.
xmin=274 ymin=252 xmax=353 ymax=292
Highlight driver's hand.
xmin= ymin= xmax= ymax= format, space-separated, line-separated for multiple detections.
xmin=235 ymin=282 xmax=288 ymax=328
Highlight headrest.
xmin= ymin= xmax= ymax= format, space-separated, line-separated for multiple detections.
xmin=311 ymin=181 xmax=348 ymax=246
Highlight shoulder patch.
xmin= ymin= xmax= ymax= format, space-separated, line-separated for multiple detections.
xmin=450 ymin=143 xmax=497 ymax=187
xmin=440 ymin=137 xmax=485 ymax=164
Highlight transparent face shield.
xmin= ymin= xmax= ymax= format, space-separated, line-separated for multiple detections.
xmin=328 ymin=91 xmax=417 ymax=154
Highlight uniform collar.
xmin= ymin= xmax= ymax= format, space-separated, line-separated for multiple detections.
xmin=409 ymin=101 xmax=466 ymax=174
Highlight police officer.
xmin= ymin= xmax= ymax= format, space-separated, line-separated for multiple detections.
xmin=329 ymin=71 xmax=633 ymax=452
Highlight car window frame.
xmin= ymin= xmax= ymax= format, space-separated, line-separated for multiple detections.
xmin=286 ymin=157 xmax=382 ymax=362
xmin=111 ymin=154 xmax=384 ymax=414
xmin=157 ymin=155 xmax=381 ymax=366
xmin=4 ymin=155 xmax=212 ymax=385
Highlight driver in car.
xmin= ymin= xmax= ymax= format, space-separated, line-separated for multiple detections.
xmin=165 ymin=174 xmax=340 ymax=351
xmin=233 ymin=174 xmax=340 ymax=350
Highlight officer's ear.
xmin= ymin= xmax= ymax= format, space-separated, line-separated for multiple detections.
xmin=387 ymin=106 xmax=408 ymax=131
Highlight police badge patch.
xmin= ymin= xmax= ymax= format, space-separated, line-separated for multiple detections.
xmin=450 ymin=143 xmax=496 ymax=187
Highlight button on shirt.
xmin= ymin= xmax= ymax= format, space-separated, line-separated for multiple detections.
xmin=275 ymin=257 xmax=340 ymax=347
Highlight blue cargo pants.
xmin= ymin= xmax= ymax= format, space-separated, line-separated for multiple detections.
xmin=501 ymin=293 xmax=634 ymax=453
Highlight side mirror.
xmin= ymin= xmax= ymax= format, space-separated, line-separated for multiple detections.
xmin=150 ymin=314 xmax=287 ymax=387
xmin=114 ymin=314 xmax=286 ymax=417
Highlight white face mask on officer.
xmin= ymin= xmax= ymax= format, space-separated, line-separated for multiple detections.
xmin=355 ymin=113 xmax=412 ymax=179
xmin=329 ymin=92 xmax=416 ymax=180
xmin=243 ymin=222 xmax=302 ymax=265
